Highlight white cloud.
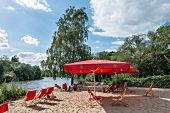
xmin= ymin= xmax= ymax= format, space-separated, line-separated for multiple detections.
xmin=15 ymin=0 xmax=52 ymax=12
xmin=95 ymin=47 xmax=100 ymax=49
xmin=21 ymin=35 xmax=39 ymax=46
xmin=105 ymin=48 xmax=117 ymax=52
xmin=17 ymin=52 xmax=46 ymax=66
xmin=7 ymin=6 xmax=15 ymax=11
xmin=111 ymin=41 xmax=124 ymax=45
xmin=95 ymin=41 xmax=100 ymax=43
xmin=90 ymin=0 xmax=170 ymax=37
xmin=88 ymin=27 xmax=95 ymax=32
xmin=0 ymin=28 xmax=9 ymax=49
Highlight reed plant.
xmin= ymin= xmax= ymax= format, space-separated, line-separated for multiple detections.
xmin=0 ymin=82 xmax=27 ymax=104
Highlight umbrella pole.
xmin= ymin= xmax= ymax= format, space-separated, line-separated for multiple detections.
xmin=93 ymin=71 xmax=96 ymax=96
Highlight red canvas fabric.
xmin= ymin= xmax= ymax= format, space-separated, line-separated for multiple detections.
xmin=64 ymin=59 xmax=131 ymax=74
xmin=25 ymin=90 xmax=36 ymax=101
xmin=0 ymin=102 xmax=8 ymax=113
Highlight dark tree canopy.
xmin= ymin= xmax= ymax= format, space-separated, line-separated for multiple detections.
xmin=11 ymin=55 xmax=19 ymax=62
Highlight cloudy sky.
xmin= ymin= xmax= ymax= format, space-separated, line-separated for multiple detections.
xmin=0 ymin=0 xmax=170 ymax=66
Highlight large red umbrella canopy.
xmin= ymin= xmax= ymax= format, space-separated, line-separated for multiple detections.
xmin=64 ymin=59 xmax=131 ymax=95
xmin=64 ymin=59 xmax=131 ymax=73
xmin=127 ymin=68 xmax=139 ymax=74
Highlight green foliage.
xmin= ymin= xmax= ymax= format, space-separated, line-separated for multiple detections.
xmin=0 ymin=82 xmax=27 ymax=104
xmin=0 ymin=90 xmax=5 ymax=104
xmin=11 ymin=55 xmax=19 ymax=62
xmin=2 ymin=71 xmax=16 ymax=82
xmin=0 ymin=60 xmax=11 ymax=73
xmin=0 ymin=63 xmax=4 ymax=82
xmin=107 ymin=25 xmax=170 ymax=77
xmin=123 ymin=75 xmax=170 ymax=88
xmin=85 ymin=73 xmax=94 ymax=82
xmin=0 ymin=59 xmax=42 ymax=83
xmin=32 ymin=66 xmax=41 ymax=79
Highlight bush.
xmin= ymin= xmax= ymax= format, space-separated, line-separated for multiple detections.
xmin=0 ymin=82 xmax=27 ymax=104
xmin=85 ymin=73 xmax=94 ymax=82
xmin=122 ymin=74 xmax=170 ymax=88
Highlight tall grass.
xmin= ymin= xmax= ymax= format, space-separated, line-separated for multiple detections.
xmin=0 ymin=82 xmax=27 ymax=104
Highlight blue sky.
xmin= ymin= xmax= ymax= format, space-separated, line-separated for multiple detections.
xmin=0 ymin=0 xmax=170 ymax=66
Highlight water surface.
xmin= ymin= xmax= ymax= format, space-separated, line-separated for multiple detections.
xmin=9 ymin=77 xmax=79 ymax=91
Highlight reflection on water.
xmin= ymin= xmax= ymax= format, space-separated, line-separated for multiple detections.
xmin=8 ymin=77 xmax=78 ymax=91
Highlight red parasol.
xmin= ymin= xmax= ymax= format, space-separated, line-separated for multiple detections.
xmin=64 ymin=59 xmax=131 ymax=94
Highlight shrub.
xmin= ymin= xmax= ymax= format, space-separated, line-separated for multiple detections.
xmin=122 ymin=74 xmax=170 ymax=88
xmin=0 ymin=82 xmax=27 ymax=104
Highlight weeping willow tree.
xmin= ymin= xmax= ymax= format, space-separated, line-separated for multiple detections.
xmin=41 ymin=6 xmax=91 ymax=79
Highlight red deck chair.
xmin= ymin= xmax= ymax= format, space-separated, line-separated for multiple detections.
xmin=34 ymin=88 xmax=47 ymax=102
xmin=0 ymin=102 xmax=8 ymax=113
xmin=87 ymin=87 xmax=102 ymax=107
xmin=144 ymin=83 xmax=155 ymax=96
xmin=118 ymin=82 xmax=125 ymax=88
xmin=116 ymin=82 xmax=126 ymax=90
xmin=46 ymin=87 xmax=56 ymax=99
xmin=62 ymin=83 xmax=67 ymax=91
xmin=104 ymin=84 xmax=117 ymax=93
xmin=23 ymin=90 xmax=36 ymax=106
xmin=54 ymin=84 xmax=61 ymax=91
xmin=72 ymin=84 xmax=78 ymax=91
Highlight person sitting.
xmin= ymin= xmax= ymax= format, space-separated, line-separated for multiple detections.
xmin=72 ymin=84 xmax=78 ymax=91
xmin=102 ymin=81 xmax=109 ymax=92
xmin=77 ymin=81 xmax=84 ymax=90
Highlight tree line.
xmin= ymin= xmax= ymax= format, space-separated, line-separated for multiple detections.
xmin=0 ymin=55 xmax=41 ymax=83
xmin=94 ymin=25 xmax=170 ymax=77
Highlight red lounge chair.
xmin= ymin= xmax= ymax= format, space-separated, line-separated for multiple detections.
xmin=87 ymin=87 xmax=102 ymax=106
xmin=23 ymin=90 xmax=36 ymax=106
xmin=72 ymin=84 xmax=78 ymax=91
xmin=116 ymin=82 xmax=128 ymax=90
xmin=34 ymin=88 xmax=47 ymax=102
xmin=104 ymin=84 xmax=117 ymax=93
xmin=144 ymin=83 xmax=155 ymax=96
xmin=0 ymin=102 xmax=8 ymax=113
xmin=62 ymin=83 xmax=67 ymax=91
xmin=46 ymin=87 xmax=56 ymax=99
xmin=117 ymin=82 xmax=125 ymax=88
xmin=54 ymin=84 xmax=61 ymax=91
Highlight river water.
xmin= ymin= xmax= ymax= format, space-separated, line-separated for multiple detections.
xmin=9 ymin=77 xmax=79 ymax=91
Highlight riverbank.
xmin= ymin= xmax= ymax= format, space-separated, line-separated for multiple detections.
xmin=8 ymin=87 xmax=170 ymax=113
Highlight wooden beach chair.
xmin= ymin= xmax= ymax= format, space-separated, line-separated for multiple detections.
xmin=144 ymin=83 xmax=155 ymax=97
xmin=112 ymin=88 xmax=128 ymax=107
xmin=34 ymin=88 xmax=47 ymax=103
xmin=0 ymin=102 xmax=8 ymax=113
xmin=23 ymin=90 xmax=37 ymax=106
xmin=87 ymin=87 xmax=102 ymax=107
